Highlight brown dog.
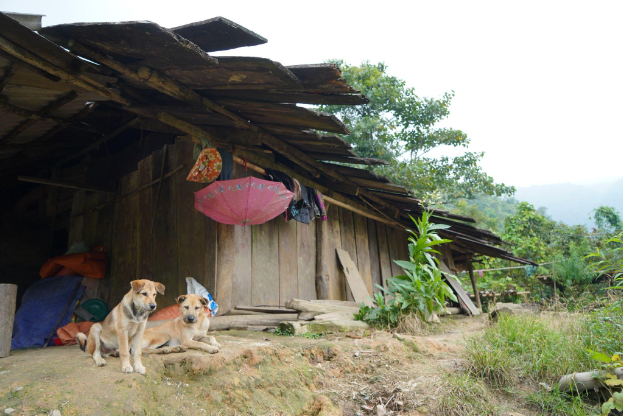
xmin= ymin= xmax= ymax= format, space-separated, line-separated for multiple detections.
xmin=76 ymin=279 xmax=165 ymax=374
xmin=141 ymin=294 xmax=220 ymax=354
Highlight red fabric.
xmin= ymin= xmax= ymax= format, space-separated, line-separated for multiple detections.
xmin=56 ymin=321 xmax=95 ymax=345
xmin=148 ymin=304 xmax=210 ymax=321
xmin=40 ymin=250 xmax=107 ymax=279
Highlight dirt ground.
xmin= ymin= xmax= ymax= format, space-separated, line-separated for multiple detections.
xmin=0 ymin=315 xmax=535 ymax=415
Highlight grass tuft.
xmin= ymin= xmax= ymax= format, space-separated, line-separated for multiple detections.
xmin=435 ymin=373 xmax=501 ymax=415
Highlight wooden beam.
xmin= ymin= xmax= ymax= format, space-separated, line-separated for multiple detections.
xmin=17 ymin=175 xmax=117 ymax=194
xmin=54 ymin=117 xmax=140 ymax=166
xmin=0 ymin=62 xmax=16 ymax=92
xmin=65 ymin=39 xmax=407 ymax=219
xmin=0 ymin=49 xmax=61 ymax=83
xmin=0 ymin=35 xmax=129 ymax=104
xmin=2 ymin=91 xmax=78 ymax=142
xmin=0 ymin=99 xmax=100 ymax=135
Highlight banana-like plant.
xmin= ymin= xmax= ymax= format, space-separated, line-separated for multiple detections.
xmin=356 ymin=211 xmax=459 ymax=327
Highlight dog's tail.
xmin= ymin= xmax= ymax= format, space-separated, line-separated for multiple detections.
xmin=76 ymin=332 xmax=87 ymax=352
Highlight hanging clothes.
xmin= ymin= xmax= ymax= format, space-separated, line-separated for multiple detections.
xmin=264 ymin=168 xmax=296 ymax=220
xmin=315 ymin=190 xmax=327 ymax=221
xmin=217 ymin=148 xmax=234 ymax=181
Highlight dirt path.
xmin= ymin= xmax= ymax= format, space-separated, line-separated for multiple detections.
xmin=0 ymin=315 xmax=532 ymax=415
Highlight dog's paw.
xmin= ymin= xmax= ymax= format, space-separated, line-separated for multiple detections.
xmin=121 ymin=365 xmax=134 ymax=373
xmin=209 ymin=337 xmax=221 ymax=349
xmin=94 ymin=357 xmax=106 ymax=367
xmin=178 ymin=346 xmax=188 ymax=352
xmin=205 ymin=346 xmax=219 ymax=354
xmin=133 ymin=363 xmax=146 ymax=375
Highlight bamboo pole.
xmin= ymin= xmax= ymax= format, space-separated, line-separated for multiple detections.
xmin=17 ymin=175 xmax=117 ymax=194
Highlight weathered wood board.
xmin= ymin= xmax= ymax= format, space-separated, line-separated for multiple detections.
xmin=367 ymin=218 xmax=382 ymax=293
xmin=150 ymin=146 xmax=178 ymax=307
xmin=326 ymin=203 xmax=344 ymax=300
xmin=251 ymin=217 xmax=279 ymax=306
xmin=175 ymin=139 xmax=205 ymax=295
xmin=386 ymin=226 xmax=402 ymax=277
xmin=110 ymin=173 xmax=138 ymax=306
xmin=339 ymin=207 xmax=357 ymax=301
xmin=279 ymin=217 xmax=298 ymax=304
xmin=136 ymin=155 xmax=153 ymax=282
xmin=353 ymin=213 xmax=372 ymax=294
xmin=438 ymin=260 xmax=480 ymax=316
xmin=376 ymin=222 xmax=393 ymax=287
xmin=335 ymin=249 xmax=373 ymax=307
xmin=297 ymin=220 xmax=316 ymax=301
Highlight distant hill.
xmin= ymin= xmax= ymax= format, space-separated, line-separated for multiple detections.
xmin=514 ymin=178 xmax=623 ymax=228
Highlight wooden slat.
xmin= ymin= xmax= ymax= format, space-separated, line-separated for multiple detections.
xmin=136 ymin=155 xmax=153 ymax=281
xmin=297 ymin=220 xmax=317 ymax=301
xmin=376 ymin=222 xmax=393 ymax=287
xmin=151 ymin=146 xmax=178 ymax=308
xmin=336 ymin=249 xmax=373 ymax=306
xmin=67 ymin=189 xmax=85 ymax=249
xmin=175 ymin=138 xmax=206 ymax=295
xmin=110 ymin=173 xmax=138 ymax=306
xmin=231 ymin=223 xmax=252 ymax=307
xmin=339 ymin=207 xmax=357 ymax=302
xmin=203 ymin=216 xmax=218 ymax=296
xmin=367 ymin=218 xmax=382 ymax=293
xmin=251 ymin=216 xmax=280 ymax=306
xmin=216 ymin=222 xmax=234 ymax=314
xmin=386 ymin=225 xmax=402 ymax=277
xmin=326 ymin=203 xmax=344 ymax=300
xmin=354 ymin=213 xmax=372 ymax=295
xmin=94 ymin=192 xmax=114 ymax=304
xmin=171 ymin=17 xmax=267 ymax=52
xmin=82 ymin=191 xmax=99 ymax=248
xmin=439 ymin=260 xmax=480 ymax=316
xmin=278 ymin=217 xmax=298 ymax=304
xmin=309 ymin=153 xmax=389 ymax=165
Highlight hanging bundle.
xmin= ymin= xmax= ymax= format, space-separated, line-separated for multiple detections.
xmin=186 ymin=136 xmax=222 ymax=183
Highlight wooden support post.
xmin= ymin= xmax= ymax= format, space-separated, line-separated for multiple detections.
xmin=17 ymin=175 xmax=117 ymax=194
xmin=467 ymin=257 xmax=482 ymax=310
xmin=0 ymin=284 xmax=18 ymax=358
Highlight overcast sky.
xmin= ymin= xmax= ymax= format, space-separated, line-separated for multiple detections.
xmin=4 ymin=0 xmax=622 ymax=188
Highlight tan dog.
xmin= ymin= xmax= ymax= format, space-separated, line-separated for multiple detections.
xmin=76 ymin=279 xmax=165 ymax=374
xmin=141 ymin=294 xmax=220 ymax=354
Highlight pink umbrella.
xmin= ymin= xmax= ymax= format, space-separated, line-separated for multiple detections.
xmin=194 ymin=177 xmax=294 ymax=226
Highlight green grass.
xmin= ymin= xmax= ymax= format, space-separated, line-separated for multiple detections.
xmin=466 ymin=314 xmax=594 ymax=384
xmin=465 ymin=310 xmax=622 ymax=414
xmin=435 ymin=373 xmax=501 ymax=415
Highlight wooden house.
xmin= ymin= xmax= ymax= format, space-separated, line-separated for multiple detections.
xmin=0 ymin=12 xmax=531 ymax=315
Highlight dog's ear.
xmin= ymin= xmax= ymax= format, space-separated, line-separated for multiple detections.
xmin=199 ymin=297 xmax=208 ymax=307
xmin=176 ymin=295 xmax=186 ymax=304
xmin=130 ymin=280 xmax=145 ymax=293
xmin=155 ymin=282 xmax=165 ymax=295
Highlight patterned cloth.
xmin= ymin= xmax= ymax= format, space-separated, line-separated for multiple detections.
xmin=187 ymin=148 xmax=222 ymax=183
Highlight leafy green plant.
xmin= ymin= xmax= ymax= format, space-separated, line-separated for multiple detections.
xmin=587 ymin=351 xmax=623 ymax=414
xmin=357 ymin=211 xmax=458 ymax=328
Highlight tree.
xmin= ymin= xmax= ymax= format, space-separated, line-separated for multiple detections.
xmin=318 ymin=61 xmax=515 ymax=201
xmin=592 ymin=206 xmax=623 ymax=234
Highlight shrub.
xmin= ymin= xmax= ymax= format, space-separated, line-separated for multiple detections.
xmin=356 ymin=211 xmax=458 ymax=328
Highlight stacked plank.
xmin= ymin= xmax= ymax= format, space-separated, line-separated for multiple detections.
xmin=217 ymin=299 xmax=370 ymax=335
xmin=279 ymin=299 xmax=369 ymax=335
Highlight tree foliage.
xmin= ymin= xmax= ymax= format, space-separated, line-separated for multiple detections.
xmin=319 ymin=61 xmax=515 ymax=201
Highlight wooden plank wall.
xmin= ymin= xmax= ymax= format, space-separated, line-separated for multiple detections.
xmin=68 ymin=140 xmax=410 ymax=312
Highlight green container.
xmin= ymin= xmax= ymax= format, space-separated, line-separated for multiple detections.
xmin=80 ymin=299 xmax=109 ymax=322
